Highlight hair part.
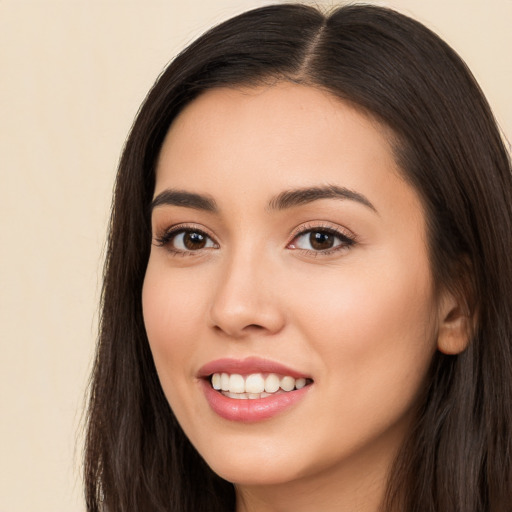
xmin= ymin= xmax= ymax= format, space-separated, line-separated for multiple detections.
xmin=85 ymin=4 xmax=512 ymax=511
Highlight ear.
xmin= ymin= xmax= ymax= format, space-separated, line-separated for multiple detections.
xmin=436 ymin=288 xmax=473 ymax=355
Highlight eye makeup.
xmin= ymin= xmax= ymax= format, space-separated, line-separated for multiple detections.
xmin=153 ymin=220 xmax=357 ymax=258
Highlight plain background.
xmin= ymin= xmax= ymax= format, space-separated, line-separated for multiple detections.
xmin=0 ymin=1 xmax=510 ymax=511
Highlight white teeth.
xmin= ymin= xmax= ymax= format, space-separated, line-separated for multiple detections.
xmin=220 ymin=373 xmax=230 ymax=391
xmin=245 ymin=373 xmax=265 ymax=394
xmin=264 ymin=373 xmax=280 ymax=393
xmin=280 ymin=376 xmax=295 ymax=392
xmin=295 ymin=377 xmax=306 ymax=389
xmin=224 ymin=392 xmax=244 ymax=399
xmin=229 ymin=374 xmax=245 ymax=393
xmin=212 ymin=373 xmax=221 ymax=390
xmin=224 ymin=391 xmax=272 ymax=399
xmin=211 ymin=372 xmax=309 ymax=396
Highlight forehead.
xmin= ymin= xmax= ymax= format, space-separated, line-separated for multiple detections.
xmin=155 ymin=84 xmax=421 ymax=223
xmin=158 ymin=85 xmax=394 ymax=180
xmin=162 ymin=84 xmax=389 ymax=151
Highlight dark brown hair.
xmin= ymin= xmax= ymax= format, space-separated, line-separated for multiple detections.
xmin=85 ymin=4 xmax=512 ymax=511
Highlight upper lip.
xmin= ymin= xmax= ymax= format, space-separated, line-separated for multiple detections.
xmin=197 ymin=357 xmax=311 ymax=379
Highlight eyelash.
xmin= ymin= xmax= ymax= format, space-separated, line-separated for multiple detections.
xmin=288 ymin=223 xmax=356 ymax=256
xmin=154 ymin=223 xmax=356 ymax=256
xmin=154 ymin=224 xmax=218 ymax=256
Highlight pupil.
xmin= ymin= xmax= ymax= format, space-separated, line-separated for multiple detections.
xmin=184 ymin=232 xmax=206 ymax=250
xmin=310 ymin=231 xmax=334 ymax=250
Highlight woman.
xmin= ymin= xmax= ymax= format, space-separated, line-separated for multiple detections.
xmin=84 ymin=4 xmax=512 ymax=511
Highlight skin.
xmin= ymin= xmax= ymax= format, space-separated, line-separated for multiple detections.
xmin=142 ymin=84 xmax=464 ymax=512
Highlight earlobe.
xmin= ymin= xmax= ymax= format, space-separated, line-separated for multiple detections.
xmin=436 ymin=289 xmax=473 ymax=355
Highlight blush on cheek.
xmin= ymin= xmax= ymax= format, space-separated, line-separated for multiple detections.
xmin=142 ymin=268 xmax=208 ymax=376
xmin=142 ymin=275 xmax=180 ymax=357
xmin=311 ymin=269 xmax=436 ymax=370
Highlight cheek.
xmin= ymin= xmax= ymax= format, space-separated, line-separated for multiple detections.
xmin=141 ymin=261 xmax=211 ymax=427
xmin=142 ymin=262 xmax=204 ymax=370
xmin=290 ymin=258 xmax=438 ymax=400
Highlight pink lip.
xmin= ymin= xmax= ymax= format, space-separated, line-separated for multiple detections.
xmin=198 ymin=357 xmax=312 ymax=423
xmin=198 ymin=357 xmax=310 ymax=379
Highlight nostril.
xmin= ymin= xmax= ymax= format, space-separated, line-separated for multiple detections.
xmin=212 ymin=322 xmax=266 ymax=338
xmin=242 ymin=324 xmax=268 ymax=335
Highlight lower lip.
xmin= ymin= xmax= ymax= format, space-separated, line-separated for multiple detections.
xmin=201 ymin=380 xmax=311 ymax=423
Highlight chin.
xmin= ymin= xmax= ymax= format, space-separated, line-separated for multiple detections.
xmin=196 ymin=439 xmax=307 ymax=486
xmin=209 ymin=460 xmax=303 ymax=487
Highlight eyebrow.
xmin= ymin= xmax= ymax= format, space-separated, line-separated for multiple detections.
xmin=150 ymin=189 xmax=218 ymax=212
xmin=268 ymin=185 xmax=377 ymax=213
xmin=150 ymin=184 xmax=377 ymax=215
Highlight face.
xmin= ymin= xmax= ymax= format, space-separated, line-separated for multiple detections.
xmin=143 ymin=84 xmax=443 ymax=497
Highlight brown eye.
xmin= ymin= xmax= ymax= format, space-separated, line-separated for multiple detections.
xmin=183 ymin=231 xmax=208 ymax=250
xmin=289 ymin=228 xmax=354 ymax=253
xmin=309 ymin=231 xmax=335 ymax=250
xmin=157 ymin=228 xmax=217 ymax=252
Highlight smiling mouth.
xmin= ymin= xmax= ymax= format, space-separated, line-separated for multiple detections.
xmin=210 ymin=372 xmax=313 ymax=400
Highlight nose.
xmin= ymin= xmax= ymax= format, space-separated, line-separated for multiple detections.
xmin=208 ymin=250 xmax=286 ymax=339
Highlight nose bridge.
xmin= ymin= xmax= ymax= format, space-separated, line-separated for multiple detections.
xmin=208 ymin=242 xmax=284 ymax=337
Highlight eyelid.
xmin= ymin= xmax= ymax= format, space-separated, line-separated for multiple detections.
xmin=288 ymin=221 xmax=356 ymax=243
xmin=287 ymin=222 xmax=357 ymax=254
xmin=153 ymin=223 xmax=219 ymax=251
xmin=152 ymin=221 xmax=356 ymax=255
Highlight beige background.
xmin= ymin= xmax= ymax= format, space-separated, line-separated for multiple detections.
xmin=0 ymin=1 xmax=510 ymax=511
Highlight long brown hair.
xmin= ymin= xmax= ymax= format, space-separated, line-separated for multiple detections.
xmin=84 ymin=4 xmax=512 ymax=511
